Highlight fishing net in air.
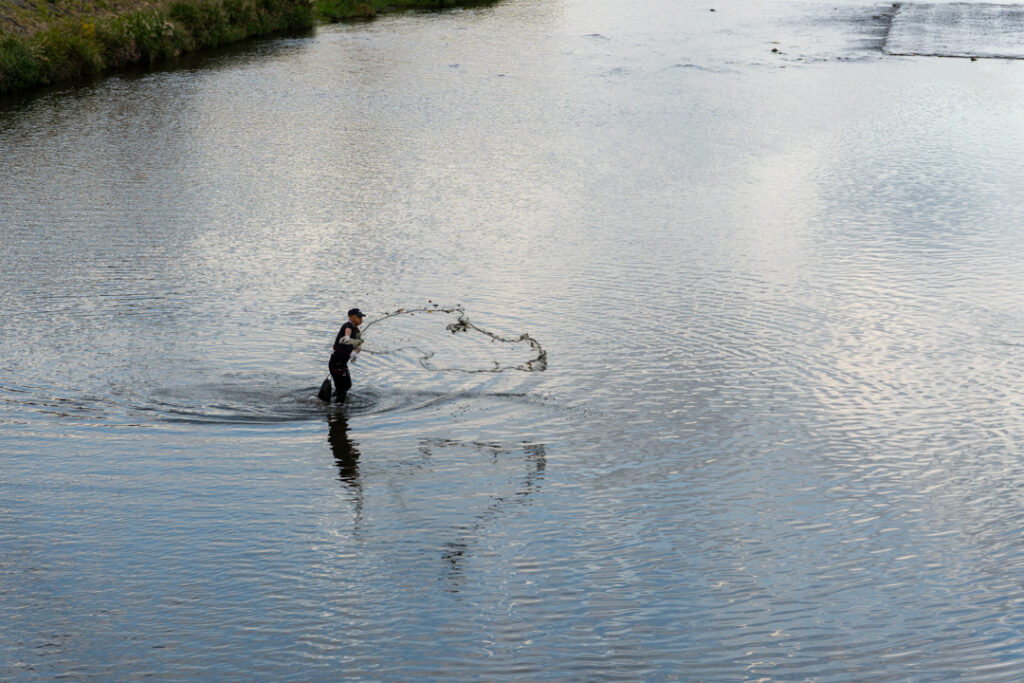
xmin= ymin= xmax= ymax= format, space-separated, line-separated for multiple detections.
xmin=345 ymin=304 xmax=547 ymax=374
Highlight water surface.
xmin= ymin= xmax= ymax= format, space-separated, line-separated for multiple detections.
xmin=4 ymin=0 xmax=1024 ymax=679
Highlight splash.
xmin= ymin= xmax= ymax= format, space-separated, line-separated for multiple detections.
xmin=352 ymin=304 xmax=547 ymax=374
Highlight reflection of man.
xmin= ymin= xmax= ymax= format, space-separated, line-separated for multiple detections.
xmin=329 ymin=308 xmax=364 ymax=402
xmin=328 ymin=413 xmax=361 ymax=486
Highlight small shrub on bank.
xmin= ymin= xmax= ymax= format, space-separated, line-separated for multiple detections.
xmin=314 ymin=0 xmax=498 ymax=22
xmin=168 ymin=0 xmax=230 ymax=48
xmin=27 ymin=21 xmax=104 ymax=82
xmin=315 ymin=0 xmax=376 ymax=22
xmin=0 ymin=35 xmax=41 ymax=92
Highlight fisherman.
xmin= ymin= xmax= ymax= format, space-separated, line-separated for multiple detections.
xmin=329 ymin=308 xmax=364 ymax=402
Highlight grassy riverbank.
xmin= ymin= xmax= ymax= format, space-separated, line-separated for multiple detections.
xmin=0 ymin=0 xmax=493 ymax=94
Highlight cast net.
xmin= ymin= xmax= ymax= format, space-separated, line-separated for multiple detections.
xmin=338 ymin=304 xmax=546 ymax=374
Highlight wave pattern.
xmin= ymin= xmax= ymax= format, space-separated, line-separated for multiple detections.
xmin=5 ymin=0 xmax=1024 ymax=679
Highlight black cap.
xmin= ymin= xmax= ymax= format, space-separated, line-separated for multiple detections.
xmin=348 ymin=308 xmax=364 ymax=317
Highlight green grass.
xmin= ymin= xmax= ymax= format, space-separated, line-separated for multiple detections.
xmin=0 ymin=35 xmax=41 ymax=92
xmin=313 ymin=0 xmax=499 ymax=23
xmin=0 ymin=0 xmax=315 ymax=94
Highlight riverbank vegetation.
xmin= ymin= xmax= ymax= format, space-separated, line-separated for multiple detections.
xmin=0 ymin=0 xmax=494 ymax=94
xmin=0 ymin=0 xmax=314 ymax=93
xmin=313 ymin=0 xmax=495 ymax=22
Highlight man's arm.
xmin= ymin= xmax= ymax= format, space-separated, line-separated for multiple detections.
xmin=340 ymin=323 xmax=361 ymax=360
xmin=350 ymin=325 xmax=361 ymax=360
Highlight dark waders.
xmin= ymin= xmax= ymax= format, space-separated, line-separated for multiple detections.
xmin=329 ymin=352 xmax=352 ymax=402
xmin=320 ymin=315 xmax=362 ymax=403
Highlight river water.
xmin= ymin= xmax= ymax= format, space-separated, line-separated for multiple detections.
xmin=4 ymin=0 xmax=1024 ymax=679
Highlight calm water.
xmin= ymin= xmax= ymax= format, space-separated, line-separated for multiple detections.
xmin=4 ymin=0 xmax=1024 ymax=679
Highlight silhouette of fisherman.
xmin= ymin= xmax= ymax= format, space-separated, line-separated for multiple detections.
xmin=319 ymin=308 xmax=364 ymax=402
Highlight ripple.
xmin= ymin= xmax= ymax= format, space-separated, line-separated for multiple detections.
xmin=0 ymin=373 xmax=549 ymax=426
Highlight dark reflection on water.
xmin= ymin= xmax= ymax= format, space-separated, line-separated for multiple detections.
xmin=328 ymin=411 xmax=361 ymax=486
xmin=435 ymin=440 xmax=547 ymax=589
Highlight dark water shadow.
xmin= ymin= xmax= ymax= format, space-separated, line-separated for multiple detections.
xmin=0 ymin=27 xmax=315 ymax=114
xmin=3 ymin=371 xmax=557 ymax=426
xmin=145 ymin=383 xmax=542 ymax=425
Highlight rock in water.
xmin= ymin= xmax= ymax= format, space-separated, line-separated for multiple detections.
xmin=318 ymin=378 xmax=333 ymax=402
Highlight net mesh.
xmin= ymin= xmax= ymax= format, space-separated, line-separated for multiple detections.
xmin=345 ymin=304 xmax=547 ymax=374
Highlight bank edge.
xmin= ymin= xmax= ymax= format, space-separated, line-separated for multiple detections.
xmin=0 ymin=0 xmax=495 ymax=95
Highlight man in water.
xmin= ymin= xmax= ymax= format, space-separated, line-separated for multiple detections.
xmin=329 ymin=308 xmax=364 ymax=402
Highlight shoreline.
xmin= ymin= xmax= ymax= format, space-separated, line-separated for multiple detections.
xmin=0 ymin=0 xmax=496 ymax=95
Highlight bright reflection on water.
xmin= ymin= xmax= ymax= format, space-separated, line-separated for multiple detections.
xmin=4 ymin=0 xmax=1024 ymax=679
